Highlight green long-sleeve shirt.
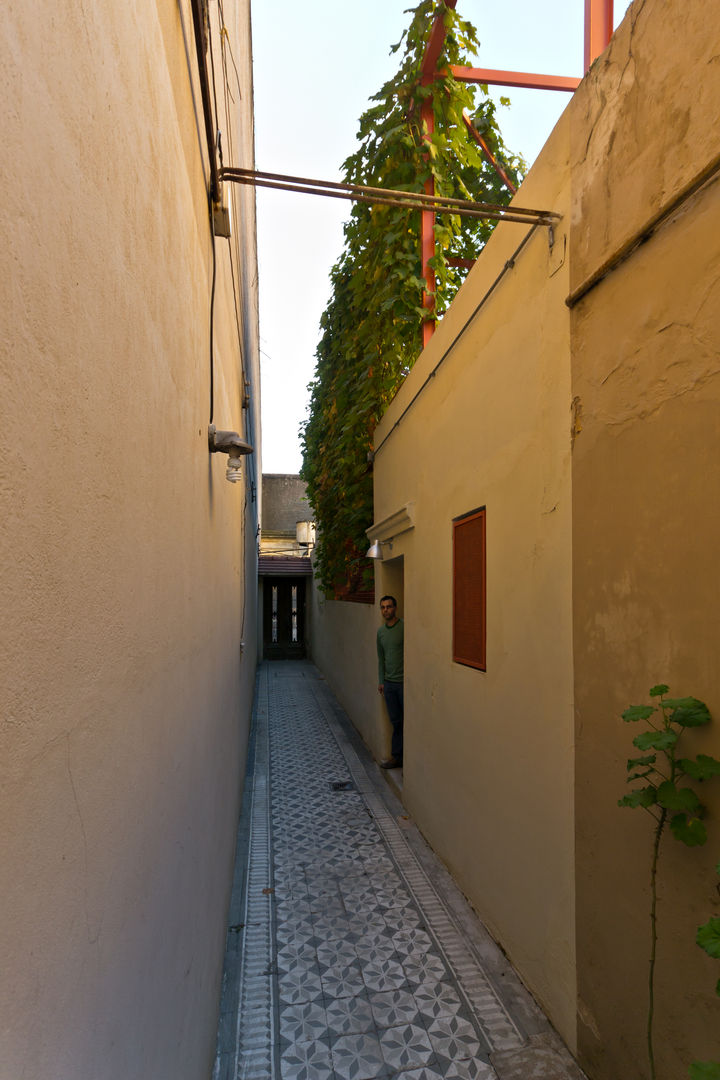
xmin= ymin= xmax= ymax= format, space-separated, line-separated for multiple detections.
xmin=377 ymin=619 xmax=404 ymax=683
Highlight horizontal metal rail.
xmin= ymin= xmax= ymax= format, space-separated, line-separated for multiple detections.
xmin=451 ymin=65 xmax=581 ymax=92
xmin=220 ymin=166 xmax=560 ymax=226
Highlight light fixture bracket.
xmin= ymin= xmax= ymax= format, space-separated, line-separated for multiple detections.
xmin=208 ymin=424 xmax=253 ymax=484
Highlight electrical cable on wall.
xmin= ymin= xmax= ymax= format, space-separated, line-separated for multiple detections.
xmin=203 ymin=0 xmax=255 ymax=432
xmin=208 ymin=216 xmax=217 ymax=425
xmin=214 ymin=2 xmax=251 ymax=404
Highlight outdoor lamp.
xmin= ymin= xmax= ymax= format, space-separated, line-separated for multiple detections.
xmin=366 ymin=538 xmax=392 ymax=560
xmin=208 ymin=424 xmax=253 ymax=483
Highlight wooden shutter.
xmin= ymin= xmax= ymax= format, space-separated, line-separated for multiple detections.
xmin=453 ymin=508 xmax=486 ymax=670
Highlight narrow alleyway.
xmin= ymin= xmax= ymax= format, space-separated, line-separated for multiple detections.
xmin=214 ymin=662 xmax=586 ymax=1080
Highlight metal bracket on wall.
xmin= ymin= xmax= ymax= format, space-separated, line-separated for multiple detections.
xmin=208 ymin=424 xmax=254 ymax=484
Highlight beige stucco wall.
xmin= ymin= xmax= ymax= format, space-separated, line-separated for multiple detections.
xmin=0 ymin=2 xmax=260 ymax=1078
xmin=570 ymin=0 xmax=720 ymax=1075
xmin=308 ymin=592 xmax=393 ymax=759
xmin=371 ymin=114 xmax=577 ymax=1043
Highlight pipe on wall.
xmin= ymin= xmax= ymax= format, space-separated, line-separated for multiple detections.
xmin=189 ymin=0 xmax=220 ymax=203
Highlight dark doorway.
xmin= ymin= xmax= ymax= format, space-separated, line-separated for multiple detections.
xmin=263 ymin=577 xmax=306 ymax=659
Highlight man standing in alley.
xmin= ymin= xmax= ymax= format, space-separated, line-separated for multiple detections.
xmin=377 ymin=595 xmax=404 ymax=769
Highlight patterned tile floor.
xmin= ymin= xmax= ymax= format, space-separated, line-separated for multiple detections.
xmin=214 ymin=662 xmax=586 ymax=1080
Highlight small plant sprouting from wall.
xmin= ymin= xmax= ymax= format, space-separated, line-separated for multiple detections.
xmin=619 ymin=685 xmax=720 ymax=1080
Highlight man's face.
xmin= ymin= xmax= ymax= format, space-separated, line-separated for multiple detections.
xmin=380 ymin=599 xmax=397 ymax=623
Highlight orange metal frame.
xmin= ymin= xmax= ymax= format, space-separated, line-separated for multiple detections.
xmin=420 ymin=0 xmax=613 ymax=346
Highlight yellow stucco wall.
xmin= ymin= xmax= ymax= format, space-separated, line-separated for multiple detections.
xmin=570 ymin=0 xmax=720 ymax=1075
xmin=292 ymin=0 xmax=720 ymax=1073
xmin=309 ymin=593 xmax=391 ymax=758
xmin=371 ymin=114 xmax=577 ymax=1043
xmin=0 ymin=2 xmax=260 ymax=1077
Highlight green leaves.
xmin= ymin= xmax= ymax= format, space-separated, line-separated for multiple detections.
xmin=669 ymin=813 xmax=707 ymax=846
xmin=627 ymin=754 xmax=657 ymax=770
xmin=689 ymin=1062 xmax=720 ymax=1079
xmin=618 ymin=786 xmax=657 ymax=809
xmin=633 ymin=730 xmax=678 ymax=751
xmin=656 ymin=782 xmax=700 ymax=812
xmin=678 ymin=755 xmax=720 ymax=781
xmin=301 ymin=0 xmax=525 ymax=594
xmin=696 ymin=917 xmax=720 ymax=960
xmin=666 ymin=698 xmax=712 ymax=727
xmin=623 ymin=704 xmax=657 ymax=722
xmin=620 ymin=688 xmax=715 ymax=845
xmin=695 ymin=865 xmax=720 ymax=1030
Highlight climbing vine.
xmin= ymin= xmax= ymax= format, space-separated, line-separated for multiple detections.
xmin=300 ymin=0 xmax=525 ymax=596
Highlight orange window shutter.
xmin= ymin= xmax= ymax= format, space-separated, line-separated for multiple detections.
xmin=453 ymin=508 xmax=486 ymax=670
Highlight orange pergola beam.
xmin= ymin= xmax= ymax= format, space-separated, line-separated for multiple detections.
xmin=421 ymin=0 xmax=455 ymax=76
xmin=451 ymin=65 xmax=581 ymax=92
xmin=420 ymin=94 xmax=436 ymax=350
xmin=462 ymin=111 xmax=518 ymax=195
xmin=585 ymin=0 xmax=614 ymax=69
xmin=419 ymin=1 xmax=457 ymax=348
xmin=418 ymin=0 xmax=613 ymax=348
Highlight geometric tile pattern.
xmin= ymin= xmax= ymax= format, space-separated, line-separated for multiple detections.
xmin=306 ymin=676 xmax=525 ymax=1058
xmin=218 ymin=662 xmax=532 ymax=1079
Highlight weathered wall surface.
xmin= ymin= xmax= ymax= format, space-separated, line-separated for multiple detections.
xmin=570 ymin=0 xmax=720 ymax=1075
xmin=0 ymin=2 xmax=260 ymax=1078
xmin=262 ymin=473 xmax=312 ymax=536
xmin=370 ymin=115 xmax=577 ymax=1043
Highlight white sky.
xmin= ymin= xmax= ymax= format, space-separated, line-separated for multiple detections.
xmin=251 ymin=0 xmax=633 ymax=472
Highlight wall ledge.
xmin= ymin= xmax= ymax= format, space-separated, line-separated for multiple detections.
xmin=366 ymin=503 xmax=415 ymax=543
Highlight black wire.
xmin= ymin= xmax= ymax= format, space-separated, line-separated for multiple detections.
xmin=189 ymin=0 xmax=220 ymax=202
xmin=240 ymin=481 xmax=248 ymax=639
xmin=209 ymin=210 xmax=217 ymax=425
xmin=219 ymin=12 xmax=257 ymax=459
xmin=207 ymin=10 xmax=223 ymax=168
xmin=217 ymin=0 xmax=244 ymax=102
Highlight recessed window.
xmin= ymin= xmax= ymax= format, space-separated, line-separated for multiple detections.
xmin=453 ymin=507 xmax=486 ymax=671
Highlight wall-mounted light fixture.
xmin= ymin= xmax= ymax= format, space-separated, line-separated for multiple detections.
xmin=208 ymin=424 xmax=253 ymax=483
xmin=365 ymin=504 xmax=415 ymax=560
xmin=366 ymin=538 xmax=393 ymax=560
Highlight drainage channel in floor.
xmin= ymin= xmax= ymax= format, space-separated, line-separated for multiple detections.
xmin=214 ymin=661 xmax=586 ymax=1080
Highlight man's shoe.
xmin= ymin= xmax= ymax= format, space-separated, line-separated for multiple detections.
xmin=380 ymin=757 xmax=402 ymax=769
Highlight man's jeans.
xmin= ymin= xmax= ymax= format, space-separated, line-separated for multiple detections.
xmin=383 ymin=680 xmax=404 ymax=762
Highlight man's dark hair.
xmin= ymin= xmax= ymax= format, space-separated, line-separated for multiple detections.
xmin=380 ymin=595 xmax=397 ymax=606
